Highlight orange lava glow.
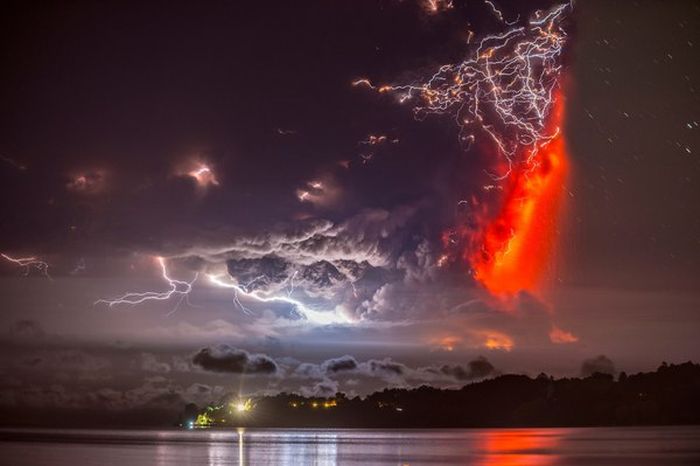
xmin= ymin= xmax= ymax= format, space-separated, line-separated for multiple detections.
xmin=480 ymin=330 xmax=514 ymax=351
xmin=471 ymin=93 xmax=569 ymax=297
xmin=433 ymin=335 xmax=461 ymax=352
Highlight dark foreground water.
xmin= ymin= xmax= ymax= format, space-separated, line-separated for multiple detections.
xmin=1 ymin=426 xmax=699 ymax=465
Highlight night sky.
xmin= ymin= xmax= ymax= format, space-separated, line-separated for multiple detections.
xmin=1 ymin=0 xmax=698 ymax=425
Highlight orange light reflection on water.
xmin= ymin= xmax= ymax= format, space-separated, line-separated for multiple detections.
xmin=476 ymin=429 xmax=561 ymax=466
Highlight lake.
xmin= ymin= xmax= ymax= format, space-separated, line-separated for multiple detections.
xmin=1 ymin=426 xmax=699 ymax=465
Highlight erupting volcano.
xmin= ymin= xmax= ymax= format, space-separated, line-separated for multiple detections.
xmin=356 ymin=2 xmax=574 ymax=298
xmin=470 ymin=92 xmax=569 ymax=296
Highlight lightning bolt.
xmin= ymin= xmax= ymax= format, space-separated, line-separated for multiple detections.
xmin=357 ymin=2 xmax=573 ymax=297
xmin=206 ymin=273 xmax=351 ymax=325
xmin=358 ymin=2 xmax=571 ymax=180
xmin=189 ymin=164 xmax=219 ymax=187
xmin=1 ymin=253 xmax=51 ymax=278
xmin=95 ymin=257 xmax=198 ymax=315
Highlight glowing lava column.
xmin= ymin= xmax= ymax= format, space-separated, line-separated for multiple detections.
xmin=471 ymin=91 xmax=569 ymax=296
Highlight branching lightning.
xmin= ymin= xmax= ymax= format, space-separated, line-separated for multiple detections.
xmin=95 ymin=257 xmax=198 ymax=315
xmin=206 ymin=272 xmax=351 ymax=325
xmin=1 ymin=253 xmax=51 ymax=278
xmin=356 ymin=1 xmax=573 ymax=296
xmin=360 ymin=2 xmax=570 ymax=179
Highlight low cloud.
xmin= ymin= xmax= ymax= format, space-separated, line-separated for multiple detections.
xmin=141 ymin=353 xmax=171 ymax=374
xmin=437 ymin=356 xmax=495 ymax=381
xmin=323 ymin=355 xmax=359 ymax=374
xmin=581 ymin=355 xmax=616 ymax=377
xmin=192 ymin=345 xmax=277 ymax=375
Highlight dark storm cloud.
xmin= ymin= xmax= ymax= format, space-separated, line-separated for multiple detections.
xmin=192 ymin=345 xmax=277 ymax=375
xmin=366 ymin=358 xmax=407 ymax=377
xmin=581 ymin=355 xmax=616 ymax=377
xmin=323 ymin=355 xmax=359 ymax=374
xmin=289 ymin=353 xmax=497 ymax=388
xmin=438 ymin=356 xmax=495 ymax=381
xmin=202 ymin=205 xmax=423 ymax=269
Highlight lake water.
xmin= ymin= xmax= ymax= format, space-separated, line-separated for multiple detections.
xmin=1 ymin=426 xmax=699 ymax=465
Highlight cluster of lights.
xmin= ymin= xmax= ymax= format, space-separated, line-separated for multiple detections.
xmin=231 ymin=398 xmax=254 ymax=414
xmin=289 ymin=398 xmax=338 ymax=409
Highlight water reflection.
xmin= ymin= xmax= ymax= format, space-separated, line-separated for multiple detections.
xmin=238 ymin=429 xmax=244 ymax=466
xmin=3 ymin=426 xmax=700 ymax=466
xmin=203 ymin=428 xmax=560 ymax=465
xmin=217 ymin=429 xmax=338 ymax=466
xmin=475 ymin=429 xmax=561 ymax=466
xmin=206 ymin=432 xmax=229 ymax=466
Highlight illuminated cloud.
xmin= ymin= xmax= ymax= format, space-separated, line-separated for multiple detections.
xmin=175 ymin=158 xmax=220 ymax=189
xmin=478 ymin=330 xmax=514 ymax=352
xmin=421 ymin=0 xmax=454 ymax=15
xmin=189 ymin=165 xmax=218 ymax=187
xmin=323 ymin=355 xmax=359 ymax=374
xmin=549 ymin=326 xmax=579 ymax=344
xmin=295 ymin=175 xmax=341 ymax=208
xmin=66 ymin=169 xmax=107 ymax=194
xmin=433 ymin=335 xmax=461 ymax=352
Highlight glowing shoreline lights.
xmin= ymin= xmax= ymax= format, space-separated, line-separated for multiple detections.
xmin=356 ymin=2 xmax=572 ymax=298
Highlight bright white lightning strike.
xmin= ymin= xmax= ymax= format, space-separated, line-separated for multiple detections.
xmin=96 ymin=257 xmax=198 ymax=315
xmin=357 ymin=2 xmax=571 ymax=180
xmin=188 ymin=164 xmax=219 ymax=187
xmin=1 ymin=253 xmax=51 ymax=278
xmin=206 ymin=273 xmax=351 ymax=326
